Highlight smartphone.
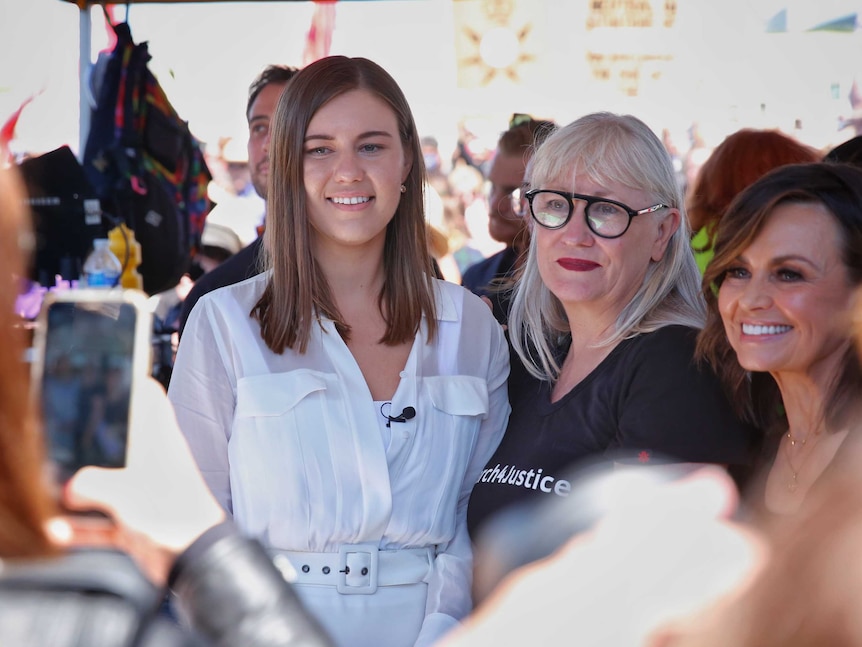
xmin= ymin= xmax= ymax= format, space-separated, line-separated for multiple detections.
xmin=30 ymin=289 xmax=153 ymax=482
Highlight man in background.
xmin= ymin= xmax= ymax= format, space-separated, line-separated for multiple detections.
xmin=461 ymin=115 xmax=556 ymax=324
xmin=178 ymin=64 xmax=299 ymax=338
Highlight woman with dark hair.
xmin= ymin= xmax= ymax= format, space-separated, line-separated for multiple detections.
xmin=169 ymin=56 xmax=510 ymax=647
xmin=697 ymin=162 xmax=862 ymax=515
xmin=686 ymin=129 xmax=819 ymax=274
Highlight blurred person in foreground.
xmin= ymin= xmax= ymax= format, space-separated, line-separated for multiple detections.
xmin=178 ymin=64 xmax=299 ymax=338
xmin=448 ymin=341 xmax=862 ymax=646
xmin=697 ymin=162 xmax=862 ymax=515
xmin=665 ymin=437 xmax=862 ymax=646
xmin=686 ymin=128 xmax=818 ymax=274
xmin=461 ymin=114 xmax=556 ymax=324
xmin=467 ymin=112 xmax=755 ymax=539
xmin=0 ymin=163 xmax=333 ymax=646
xmin=447 ymin=464 xmax=766 ymax=646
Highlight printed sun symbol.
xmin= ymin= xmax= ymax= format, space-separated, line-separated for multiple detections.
xmin=638 ymin=450 xmax=651 ymax=464
xmin=460 ymin=23 xmax=535 ymax=85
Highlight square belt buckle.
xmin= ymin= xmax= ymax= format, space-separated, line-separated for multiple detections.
xmin=337 ymin=543 xmax=379 ymax=594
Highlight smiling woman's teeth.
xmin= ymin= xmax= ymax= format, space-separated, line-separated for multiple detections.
xmin=742 ymin=323 xmax=792 ymax=336
xmin=332 ymin=196 xmax=370 ymax=205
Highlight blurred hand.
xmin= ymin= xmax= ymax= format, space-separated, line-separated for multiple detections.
xmin=56 ymin=376 xmax=226 ymax=583
xmin=175 ymin=273 xmax=196 ymax=301
xmin=445 ymin=467 xmax=767 ymax=647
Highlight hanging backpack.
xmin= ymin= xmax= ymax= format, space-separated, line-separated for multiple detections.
xmin=83 ymin=21 xmax=211 ymax=295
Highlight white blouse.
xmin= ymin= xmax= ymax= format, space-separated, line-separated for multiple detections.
xmin=168 ymin=273 xmax=510 ymax=646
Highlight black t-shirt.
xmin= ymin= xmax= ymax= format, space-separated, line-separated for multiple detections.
xmin=466 ymin=325 xmax=756 ymax=539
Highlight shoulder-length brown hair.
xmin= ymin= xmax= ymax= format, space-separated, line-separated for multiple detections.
xmin=252 ymin=56 xmax=437 ymax=353
xmin=687 ymin=129 xmax=819 ymax=245
xmin=0 ymin=165 xmax=58 ymax=557
xmin=696 ymin=162 xmax=862 ymax=434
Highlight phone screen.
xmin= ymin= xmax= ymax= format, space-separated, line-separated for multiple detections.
xmin=40 ymin=300 xmax=138 ymax=479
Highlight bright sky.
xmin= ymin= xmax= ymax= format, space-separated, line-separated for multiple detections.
xmin=2 ymin=0 xmax=860 ymax=159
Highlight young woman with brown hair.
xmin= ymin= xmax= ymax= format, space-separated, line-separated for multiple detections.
xmin=169 ymin=56 xmax=510 ymax=647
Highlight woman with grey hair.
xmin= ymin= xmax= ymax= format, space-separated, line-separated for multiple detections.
xmin=467 ymin=112 xmax=754 ymax=539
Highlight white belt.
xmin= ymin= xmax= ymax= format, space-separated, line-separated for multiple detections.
xmin=270 ymin=543 xmax=436 ymax=595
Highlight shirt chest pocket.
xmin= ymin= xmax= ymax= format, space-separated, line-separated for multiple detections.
xmin=231 ymin=371 xmax=345 ymax=499
xmin=418 ymin=375 xmax=489 ymax=458
xmin=235 ymin=370 xmax=329 ymax=420
xmin=424 ymin=375 xmax=489 ymax=418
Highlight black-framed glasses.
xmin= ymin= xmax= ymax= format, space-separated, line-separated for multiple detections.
xmin=525 ymin=189 xmax=669 ymax=239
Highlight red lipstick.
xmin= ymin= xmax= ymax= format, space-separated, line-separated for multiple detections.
xmin=558 ymin=258 xmax=600 ymax=271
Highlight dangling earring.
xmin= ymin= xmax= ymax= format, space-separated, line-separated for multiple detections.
xmin=400 ymin=184 xmax=406 ymax=194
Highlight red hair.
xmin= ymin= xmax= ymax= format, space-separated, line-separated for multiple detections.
xmin=686 ymin=129 xmax=819 ymax=236
xmin=0 ymin=165 xmax=58 ymax=557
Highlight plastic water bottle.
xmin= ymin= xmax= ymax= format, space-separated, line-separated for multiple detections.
xmin=82 ymin=239 xmax=122 ymax=288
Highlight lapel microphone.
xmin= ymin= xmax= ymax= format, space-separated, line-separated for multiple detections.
xmin=381 ymin=403 xmax=416 ymax=427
